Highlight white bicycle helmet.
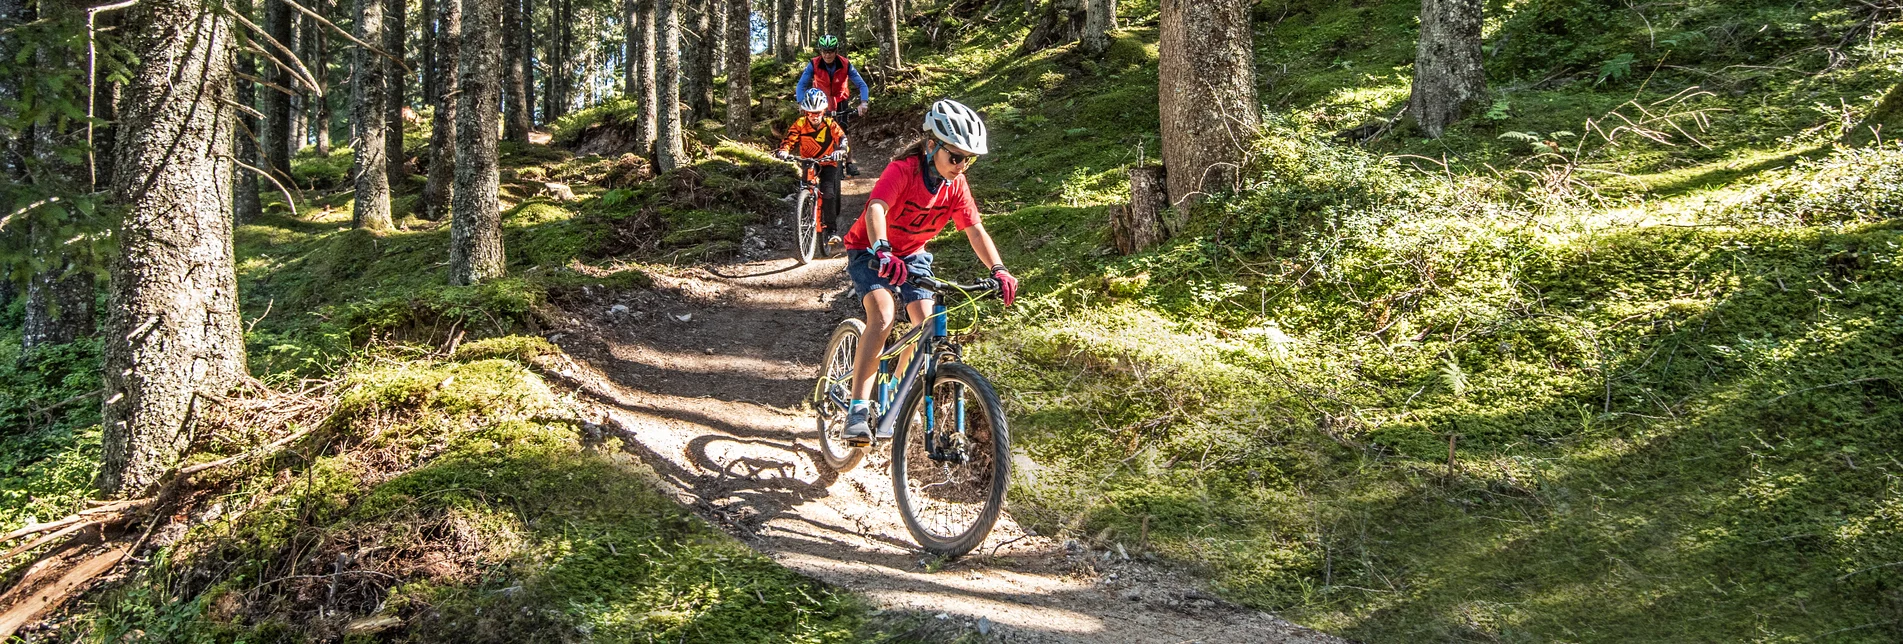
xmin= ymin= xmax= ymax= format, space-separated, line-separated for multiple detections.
xmin=799 ymin=88 xmax=830 ymax=113
xmin=923 ymin=99 xmax=988 ymax=155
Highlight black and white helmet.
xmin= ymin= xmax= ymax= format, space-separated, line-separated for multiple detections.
xmin=923 ymin=99 xmax=988 ymax=155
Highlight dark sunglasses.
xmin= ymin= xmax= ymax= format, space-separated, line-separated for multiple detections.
xmin=943 ymin=148 xmax=976 ymax=166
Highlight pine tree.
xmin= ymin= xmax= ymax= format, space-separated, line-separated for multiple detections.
xmin=879 ymin=0 xmax=900 ymax=68
xmin=233 ymin=0 xmax=264 ymax=225
xmin=1409 ymin=0 xmax=1484 ymax=139
xmin=686 ymin=0 xmax=713 ymax=120
xmin=424 ymin=0 xmax=460 ymax=221
xmin=351 ymin=0 xmax=394 ymax=230
xmin=1081 ymin=0 xmax=1112 ymax=55
xmin=101 ymin=0 xmax=247 ymax=496
xmin=503 ymin=0 xmax=530 ymax=141
xmin=449 ymin=0 xmax=505 ymax=284
xmin=1157 ymin=0 xmax=1257 ymax=214
xmin=724 ymin=0 xmax=750 ymax=138
xmin=264 ymin=0 xmax=294 ymax=178
xmin=385 ymin=0 xmax=408 ymax=179
xmin=655 ymin=0 xmax=683 ymax=170
xmin=774 ymin=0 xmax=792 ymax=62
xmin=637 ymin=0 xmax=657 ymax=155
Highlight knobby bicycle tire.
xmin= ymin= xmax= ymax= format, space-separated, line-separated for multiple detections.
xmin=813 ymin=319 xmax=868 ymax=472
xmin=890 ymin=362 xmax=1011 ymax=557
xmin=794 ymin=189 xmax=820 ymax=264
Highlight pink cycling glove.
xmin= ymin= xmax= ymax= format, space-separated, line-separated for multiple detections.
xmin=992 ymin=267 xmax=1018 ymax=306
xmin=873 ymin=242 xmax=908 ymax=286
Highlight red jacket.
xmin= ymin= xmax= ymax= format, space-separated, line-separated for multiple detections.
xmin=810 ymin=55 xmax=856 ymax=109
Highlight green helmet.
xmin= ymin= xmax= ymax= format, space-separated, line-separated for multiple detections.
xmin=816 ymin=35 xmax=840 ymax=51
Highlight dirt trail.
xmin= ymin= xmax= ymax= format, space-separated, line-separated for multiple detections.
xmin=544 ymin=155 xmax=1348 ymax=643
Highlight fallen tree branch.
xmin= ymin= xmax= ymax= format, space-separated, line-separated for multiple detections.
xmin=0 ymin=545 xmax=128 ymax=640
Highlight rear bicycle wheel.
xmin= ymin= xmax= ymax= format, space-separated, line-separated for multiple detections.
xmin=794 ymin=188 xmax=820 ymax=264
xmin=891 ymin=362 xmax=1010 ymax=557
xmin=812 ymin=319 xmax=868 ymax=472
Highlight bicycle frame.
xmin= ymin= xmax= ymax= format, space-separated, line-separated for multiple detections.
xmin=871 ymin=302 xmax=953 ymax=440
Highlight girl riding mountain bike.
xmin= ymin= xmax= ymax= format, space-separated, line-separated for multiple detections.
xmin=840 ymin=99 xmax=1018 ymax=443
xmin=775 ymin=89 xmax=850 ymax=249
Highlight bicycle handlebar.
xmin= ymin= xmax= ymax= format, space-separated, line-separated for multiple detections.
xmin=908 ymin=274 xmax=1000 ymax=296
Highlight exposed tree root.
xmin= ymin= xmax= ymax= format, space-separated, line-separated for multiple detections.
xmin=0 ymin=381 xmax=336 ymax=639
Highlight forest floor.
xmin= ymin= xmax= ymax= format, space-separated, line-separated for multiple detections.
xmin=533 ymin=151 xmax=1343 ymax=643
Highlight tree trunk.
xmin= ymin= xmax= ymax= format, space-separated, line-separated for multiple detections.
xmin=313 ymin=0 xmax=333 ymax=155
xmin=880 ymin=0 xmax=900 ymax=68
xmin=1080 ymin=0 xmax=1111 ymax=54
xmin=0 ymin=0 xmax=23 ymax=181
xmin=503 ymin=0 xmax=530 ymax=140
xmin=774 ymin=0 xmax=792 ymax=62
xmin=385 ymin=0 xmax=408 ymax=180
xmin=1408 ymin=0 xmax=1484 ymax=139
xmin=234 ymin=10 xmax=264 ymax=224
xmin=1111 ymin=165 xmax=1167 ymax=254
xmin=424 ymin=0 xmax=460 ymax=221
xmin=622 ymin=0 xmax=636 ymax=97
xmin=264 ymin=0 xmax=294 ymax=178
xmin=422 ymin=0 xmax=436 ymax=105
xmin=797 ymin=0 xmax=809 ymax=48
xmin=550 ymin=0 xmax=568 ymax=118
xmin=687 ymin=0 xmax=714 ymax=121
xmin=352 ymin=0 xmax=394 ymax=230
xmin=655 ymin=0 xmax=684 ymax=171
xmin=101 ymin=0 xmax=247 ymax=496
xmin=826 ymin=0 xmax=842 ymax=44
xmin=724 ymin=0 xmax=750 ymax=138
xmin=288 ymin=13 xmax=307 ymax=155
xmin=766 ymin=0 xmax=776 ymax=58
xmin=449 ymin=0 xmax=505 ymax=284
xmin=1157 ymin=0 xmax=1256 ymax=214
xmin=521 ymin=0 xmax=535 ymax=123
xmin=637 ymin=0 xmax=657 ymax=155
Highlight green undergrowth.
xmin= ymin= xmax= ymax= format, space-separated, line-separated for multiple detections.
xmin=938 ymin=123 xmax=1903 ymax=641
xmin=76 ymin=347 xmax=869 ymax=643
xmin=0 ymin=333 xmax=103 ymax=541
xmin=239 ymin=136 xmax=795 ymax=375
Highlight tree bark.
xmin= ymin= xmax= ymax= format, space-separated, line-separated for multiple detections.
xmin=263 ymin=0 xmax=294 ymax=178
xmin=1157 ymin=0 xmax=1256 ymax=215
xmin=102 ymin=0 xmax=247 ymax=496
xmin=449 ymin=0 xmax=504 ymax=285
xmin=724 ymin=0 xmax=750 ymax=138
xmin=351 ymin=0 xmax=393 ymax=230
xmin=825 ymin=0 xmax=842 ymax=45
xmin=774 ymin=0 xmax=792 ymax=62
xmin=655 ymin=0 xmax=684 ymax=170
xmin=797 ymin=0 xmax=809 ymax=48
xmin=424 ymin=0 xmax=460 ymax=221
xmin=880 ymin=0 xmax=900 ymax=68
xmin=521 ymin=0 xmax=535 ymax=123
xmin=503 ymin=0 xmax=530 ymax=141
xmin=234 ymin=8 xmax=264 ymax=224
xmin=1408 ymin=0 xmax=1484 ymax=139
xmin=1081 ymin=0 xmax=1111 ymax=54
xmin=288 ymin=12 xmax=307 ymax=155
xmin=637 ymin=0 xmax=657 ymax=155
xmin=422 ymin=0 xmax=436 ymax=105
xmin=385 ymin=0 xmax=408 ymax=180
xmin=313 ymin=0 xmax=333 ymax=155
xmin=1112 ymin=165 xmax=1167 ymax=254
xmin=686 ymin=0 xmax=713 ymax=121
xmin=0 ymin=0 xmax=24 ymax=181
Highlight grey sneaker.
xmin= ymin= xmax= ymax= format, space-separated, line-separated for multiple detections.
xmin=844 ymin=406 xmax=873 ymax=445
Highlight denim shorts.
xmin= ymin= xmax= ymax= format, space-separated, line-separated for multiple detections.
xmin=845 ymin=249 xmax=935 ymax=303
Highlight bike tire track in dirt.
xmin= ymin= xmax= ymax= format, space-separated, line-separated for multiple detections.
xmin=541 ymin=154 xmax=1347 ymax=643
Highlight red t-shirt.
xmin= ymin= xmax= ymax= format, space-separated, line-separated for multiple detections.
xmin=843 ymin=156 xmax=980 ymax=256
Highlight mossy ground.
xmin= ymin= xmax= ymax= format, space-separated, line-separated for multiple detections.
xmin=895 ymin=1 xmax=1903 ymax=641
xmin=2 ymin=117 xmax=869 ymax=641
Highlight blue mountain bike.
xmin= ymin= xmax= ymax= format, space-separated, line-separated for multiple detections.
xmin=811 ymin=275 xmax=1010 ymax=557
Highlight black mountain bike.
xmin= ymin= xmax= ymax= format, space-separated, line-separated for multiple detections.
xmin=810 ymin=274 xmax=1010 ymax=557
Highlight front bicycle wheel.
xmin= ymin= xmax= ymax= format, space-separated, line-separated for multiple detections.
xmin=891 ymin=362 xmax=1010 ymax=557
xmin=794 ymin=189 xmax=820 ymax=264
xmin=812 ymin=319 xmax=867 ymax=472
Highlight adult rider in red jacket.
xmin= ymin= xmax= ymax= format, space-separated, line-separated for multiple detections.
xmin=796 ymin=35 xmax=870 ymax=177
